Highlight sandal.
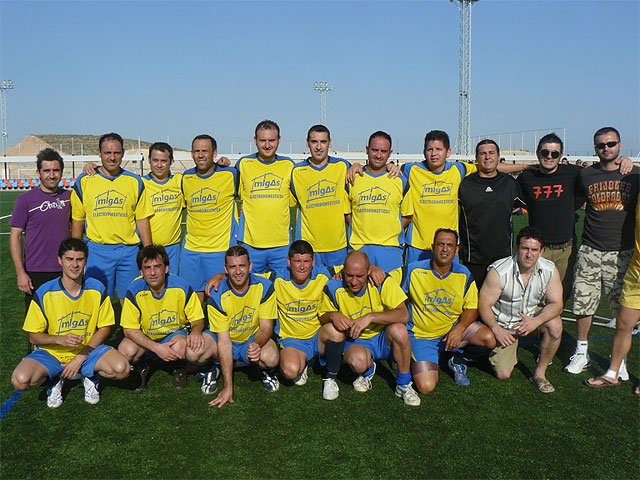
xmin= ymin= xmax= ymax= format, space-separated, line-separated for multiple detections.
xmin=584 ymin=375 xmax=620 ymax=388
xmin=530 ymin=376 xmax=555 ymax=393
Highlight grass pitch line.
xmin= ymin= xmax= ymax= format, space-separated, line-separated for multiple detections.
xmin=0 ymin=390 xmax=24 ymax=421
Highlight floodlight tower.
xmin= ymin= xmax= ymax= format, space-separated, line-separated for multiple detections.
xmin=450 ymin=0 xmax=478 ymax=155
xmin=1 ymin=80 xmax=14 ymax=156
xmin=313 ymin=81 xmax=332 ymax=125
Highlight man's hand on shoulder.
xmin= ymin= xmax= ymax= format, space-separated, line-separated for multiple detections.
xmin=617 ymin=156 xmax=634 ymax=175
xmin=82 ymin=162 xmax=98 ymax=175
xmin=346 ymin=163 xmax=364 ymax=185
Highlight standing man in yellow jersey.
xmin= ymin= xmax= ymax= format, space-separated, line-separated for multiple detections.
xmin=319 ymin=251 xmax=420 ymax=406
xmin=71 ymin=133 xmax=153 ymax=304
xmin=402 ymin=130 xmax=524 ymax=264
xmin=347 ymin=131 xmax=411 ymax=271
xmin=142 ymin=143 xmax=185 ymax=274
xmin=291 ymin=125 xmax=350 ymax=267
xmin=236 ymin=120 xmax=296 ymax=273
xmin=390 ymin=229 xmax=496 ymax=394
xmin=179 ymin=134 xmax=238 ymax=302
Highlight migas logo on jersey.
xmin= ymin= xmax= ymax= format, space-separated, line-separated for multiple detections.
xmin=358 ymin=186 xmax=390 ymax=206
xmin=231 ymin=306 xmax=255 ymax=329
xmin=151 ymin=189 xmax=179 ymax=207
xmin=94 ymin=189 xmax=126 ymax=210
xmin=421 ymin=181 xmax=453 ymax=198
xmin=148 ymin=309 xmax=179 ymax=332
xmin=190 ymin=187 xmax=219 ymax=207
xmin=251 ymin=173 xmax=283 ymax=192
xmin=56 ymin=311 xmax=91 ymax=335
xmin=286 ymin=299 xmax=318 ymax=314
xmin=307 ymin=179 xmax=336 ymax=203
xmin=349 ymin=305 xmax=373 ymax=320
xmin=423 ymin=288 xmax=456 ymax=309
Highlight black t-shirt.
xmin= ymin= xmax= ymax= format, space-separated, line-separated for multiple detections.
xmin=458 ymin=172 xmax=524 ymax=265
xmin=578 ymin=164 xmax=639 ymax=251
xmin=516 ymin=164 xmax=583 ymax=244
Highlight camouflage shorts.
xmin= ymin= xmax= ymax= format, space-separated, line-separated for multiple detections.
xmin=572 ymin=245 xmax=633 ymax=317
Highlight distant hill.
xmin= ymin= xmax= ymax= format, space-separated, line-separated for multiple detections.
xmin=36 ymin=134 xmax=153 ymax=156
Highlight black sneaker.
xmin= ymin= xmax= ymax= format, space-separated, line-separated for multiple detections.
xmin=173 ymin=368 xmax=187 ymax=389
xmin=134 ymin=363 xmax=150 ymax=393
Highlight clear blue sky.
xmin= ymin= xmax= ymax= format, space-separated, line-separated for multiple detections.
xmin=1 ymin=0 xmax=638 ymax=155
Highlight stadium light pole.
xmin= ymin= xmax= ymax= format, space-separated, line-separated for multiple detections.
xmin=1 ymin=80 xmax=14 ymax=156
xmin=313 ymin=81 xmax=332 ymax=125
xmin=450 ymin=0 xmax=478 ymax=156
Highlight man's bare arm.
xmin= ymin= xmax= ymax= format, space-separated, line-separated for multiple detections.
xmin=136 ymin=217 xmax=152 ymax=246
xmin=478 ymin=268 xmax=516 ymax=347
xmin=9 ymin=226 xmax=33 ymax=294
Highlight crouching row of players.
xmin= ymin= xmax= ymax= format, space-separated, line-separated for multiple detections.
xmin=12 ymin=225 xmax=562 ymax=409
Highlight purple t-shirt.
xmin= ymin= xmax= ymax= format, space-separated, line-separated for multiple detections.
xmin=10 ymin=187 xmax=71 ymax=272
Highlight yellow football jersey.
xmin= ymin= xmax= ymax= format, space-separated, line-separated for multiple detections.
xmin=390 ymin=260 xmax=478 ymax=339
xmin=207 ymin=275 xmax=277 ymax=343
xmin=143 ymin=173 xmax=185 ymax=246
xmin=291 ymin=157 xmax=350 ymax=252
xmin=348 ymin=168 xmax=410 ymax=248
xmin=319 ymin=275 xmax=407 ymax=339
xmin=181 ymin=166 xmax=238 ymax=252
xmin=120 ymin=274 xmax=204 ymax=341
xmin=71 ymin=169 xmax=153 ymax=245
xmin=23 ymin=277 xmax=115 ymax=363
xmin=236 ymin=154 xmax=296 ymax=248
xmin=402 ymin=161 xmax=476 ymax=250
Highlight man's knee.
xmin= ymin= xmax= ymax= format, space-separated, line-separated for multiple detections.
xmin=345 ymin=348 xmax=370 ymax=374
xmin=495 ymin=368 xmax=513 ymax=380
xmin=387 ymin=323 xmax=409 ymax=344
xmin=320 ymin=323 xmax=346 ymax=343
xmin=473 ymin=326 xmax=497 ymax=349
xmin=260 ymin=341 xmax=279 ymax=368
xmin=411 ymin=362 xmax=439 ymax=394
xmin=11 ymin=369 xmax=34 ymax=391
xmin=543 ymin=317 xmax=563 ymax=340
xmin=118 ymin=338 xmax=141 ymax=361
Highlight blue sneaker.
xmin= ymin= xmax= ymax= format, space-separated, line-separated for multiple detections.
xmin=448 ymin=357 xmax=470 ymax=386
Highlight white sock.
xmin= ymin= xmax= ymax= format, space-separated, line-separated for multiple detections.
xmin=576 ymin=341 xmax=588 ymax=354
xmin=605 ymin=369 xmax=618 ymax=379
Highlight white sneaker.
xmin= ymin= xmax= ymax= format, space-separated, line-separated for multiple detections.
xmin=353 ymin=363 xmax=376 ymax=392
xmin=395 ymin=382 xmax=421 ymax=407
xmin=197 ymin=366 xmax=219 ymax=395
xmin=47 ymin=378 xmax=64 ymax=409
xmin=322 ymin=378 xmax=339 ymax=401
xmin=83 ymin=376 xmax=100 ymax=405
xmin=618 ymin=358 xmax=629 ymax=381
xmin=565 ymin=352 xmax=590 ymax=374
xmin=293 ymin=366 xmax=308 ymax=386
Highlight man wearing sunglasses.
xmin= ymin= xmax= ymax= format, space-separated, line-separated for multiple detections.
xmin=566 ymin=127 xmax=639 ymax=376
xmin=517 ymin=133 xmax=634 ymax=305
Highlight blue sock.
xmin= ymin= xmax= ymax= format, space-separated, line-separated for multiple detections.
xmin=363 ymin=364 xmax=375 ymax=377
xmin=396 ymin=371 xmax=411 ymax=386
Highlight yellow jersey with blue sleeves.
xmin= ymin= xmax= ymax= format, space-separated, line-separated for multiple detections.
xmin=143 ymin=173 xmax=185 ymax=246
xmin=120 ymin=274 xmax=203 ymax=341
xmin=71 ymin=168 xmax=153 ymax=245
xmin=268 ymin=266 xmax=334 ymax=340
xmin=401 ymin=161 xmax=477 ymax=250
xmin=181 ymin=166 xmax=238 ymax=252
xmin=236 ymin=154 xmax=296 ymax=248
xmin=291 ymin=157 xmax=351 ymax=252
xmin=319 ymin=275 xmax=407 ymax=340
xmin=348 ymin=168 xmax=410 ymax=248
xmin=390 ymin=260 xmax=478 ymax=339
xmin=207 ymin=274 xmax=277 ymax=343
xmin=23 ymin=277 xmax=115 ymax=363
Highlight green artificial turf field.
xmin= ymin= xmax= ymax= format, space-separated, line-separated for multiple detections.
xmin=0 ymin=191 xmax=638 ymax=480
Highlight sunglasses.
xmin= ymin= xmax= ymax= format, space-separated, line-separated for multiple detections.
xmin=595 ymin=141 xmax=619 ymax=150
xmin=540 ymin=149 xmax=561 ymax=159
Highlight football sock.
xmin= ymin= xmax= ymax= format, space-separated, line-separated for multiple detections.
xmin=324 ymin=340 xmax=345 ymax=379
xmin=363 ymin=363 xmax=375 ymax=377
xmin=576 ymin=341 xmax=588 ymax=354
xmin=605 ymin=369 xmax=618 ymax=379
xmin=396 ymin=371 xmax=411 ymax=386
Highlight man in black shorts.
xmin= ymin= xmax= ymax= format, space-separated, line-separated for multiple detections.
xmin=458 ymin=139 xmax=524 ymax=288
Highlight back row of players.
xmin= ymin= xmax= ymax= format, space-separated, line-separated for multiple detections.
xmin=9 ymin=122 xmax=640 ymax=408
